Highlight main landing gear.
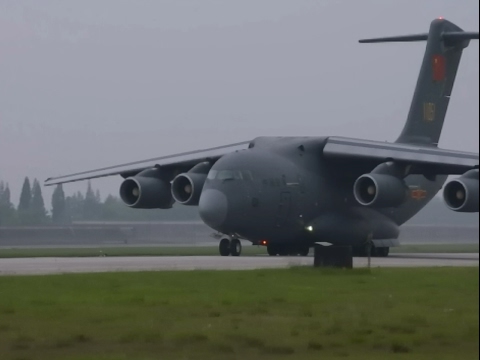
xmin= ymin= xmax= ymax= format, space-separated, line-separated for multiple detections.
xmin=267 ymin=244 xmax=310 ymax=257
xmin=219 ymin=237 xmax=242 ymax=257
xmin=352 ymin=244 xmax=390 ymax=257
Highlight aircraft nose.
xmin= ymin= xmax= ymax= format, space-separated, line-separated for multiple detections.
xmin=199 ymin=189 xmax=229 ymax=230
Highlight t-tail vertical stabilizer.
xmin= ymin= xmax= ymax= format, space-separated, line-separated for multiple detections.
xmin=360 ymin=18 xmax=479 ymax=146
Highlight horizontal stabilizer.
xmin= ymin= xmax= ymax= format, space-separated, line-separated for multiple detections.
xmin=359 ymin=34 xmax=429 ymax=43
xmin=360 ymin=32 xmax=479 ymax=45
xmin=443 ymin=31 xmax=479 ymax=45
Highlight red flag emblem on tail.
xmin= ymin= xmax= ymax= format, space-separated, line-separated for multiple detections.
xmin=432 ymin=54 xmax=446 ymax=82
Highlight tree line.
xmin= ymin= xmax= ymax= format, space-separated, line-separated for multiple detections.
xmin=0 ymin=178 xmax=98 ymax=226
xmin=0 ymin=177 xmax=200 ymax=226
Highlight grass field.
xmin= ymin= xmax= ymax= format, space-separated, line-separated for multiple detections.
xmin=0 ymin=268 xmax=478 ymax=360
xmin=0 ymin=243 xmax=478 ymax=258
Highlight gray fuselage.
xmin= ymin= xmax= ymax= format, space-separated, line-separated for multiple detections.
xmin=198 ymin=137 xmax=446 ymax=247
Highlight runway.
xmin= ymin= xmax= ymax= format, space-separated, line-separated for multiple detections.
xmin=0 ymin=253 xmax=478 ymax=276
xmin=1 ymin=224 xmax=478 ymax=247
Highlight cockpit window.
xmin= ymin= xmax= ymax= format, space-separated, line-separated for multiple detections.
xmin=234 ymin=171 xmax=243 ymax=180
xmin=208 ymin=170 xmax=254 ymax=181
xmin=217 ymin=170 xmax=235 ymax=181
xmin=207 ymin=170 xmax=218 ymax=180
xmin=243 ymin=171 xmax=254 ymax=181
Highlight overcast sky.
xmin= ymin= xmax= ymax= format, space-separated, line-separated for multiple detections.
xmin=0 ymin=0 xmax=478 ymax=208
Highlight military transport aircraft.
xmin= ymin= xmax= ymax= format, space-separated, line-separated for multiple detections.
xmin=46 ymin=19 xmax=479 ymax=262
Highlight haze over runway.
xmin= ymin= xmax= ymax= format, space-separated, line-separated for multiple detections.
xmin=0 ymin=224 xmax=478 ymax=248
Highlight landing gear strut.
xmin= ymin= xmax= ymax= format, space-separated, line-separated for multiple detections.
xmin=267 ymin=244 xmax=279 ymax=256
xmin=219 ymin=237 xmax=242 ymax=257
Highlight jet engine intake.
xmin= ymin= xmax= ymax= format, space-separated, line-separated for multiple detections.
xmin=443 ymin=170 xmax=479 ymax=213
xmin=354 ymin=174 xmax=408 ymax=208
xmin=171 ymin=173 xmax=207 ymax=206
xmin=119 ymin=169 xmax=173 ymax=209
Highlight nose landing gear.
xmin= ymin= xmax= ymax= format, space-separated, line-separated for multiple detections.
xmin=219 ymin=237 xmax=242 ymax=257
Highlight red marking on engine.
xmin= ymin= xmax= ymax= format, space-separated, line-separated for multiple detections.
xmin=411 ymin=189 xmax=427 ymax=200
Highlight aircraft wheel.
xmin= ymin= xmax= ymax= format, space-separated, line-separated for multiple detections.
xmin=299 ymin=246 xmax=310 ymax=257
xmin=352 ymin=247 xmax=363 ymax=257
xmin=278 ymin=246 xmax=289 ymax=257
xmin=219 ymin=238 xmax=231 ymax=256
xmin=353 ymin=245 xmax=384 ymax=258
xmin=378 ymin=247 xmax=390 ymax=257
xmin=288 ymin=246 xmax=299 ymax=256
xmin=230 ymin=238 xmax=242 ymax=257
xmin=267 ymin=245 xmax=278 ymax=256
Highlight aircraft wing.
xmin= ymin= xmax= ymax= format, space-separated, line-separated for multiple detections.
xmin=323 ymin=137 xmax=478 ymax=175
xmin=44 ymin=141 xmax=251 ymax=186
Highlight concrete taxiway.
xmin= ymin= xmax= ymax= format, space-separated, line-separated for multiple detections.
xmin=0 ymin=253 xmax=478 ymax=276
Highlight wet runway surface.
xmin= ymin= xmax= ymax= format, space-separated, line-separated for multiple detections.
xmin=0 ymin=253 xmax=478 ymax=276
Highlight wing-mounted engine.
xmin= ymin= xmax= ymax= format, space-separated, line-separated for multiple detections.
xmin=120 ymin=168 xmax=174 ymax=209
xmin=443 ymin=169 xmax=479 ymax=213
xmin=171 ymin=162 xmax=212 ymax=206
xmin=354 ymin=162 xmax=409 ymax=208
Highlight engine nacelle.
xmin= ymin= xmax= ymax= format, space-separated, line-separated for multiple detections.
xmin=354 ymin=173 xmax=408 ymax=208
xmin=443 ymin=170 xmax=479 ymax=213
xmin=171 ymin=173 xmax=207 ymax=206
xmin=171 ymin=162 xmax=211 ymax=206
xmin=119 ymin=169 xmax=173 ymax=209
